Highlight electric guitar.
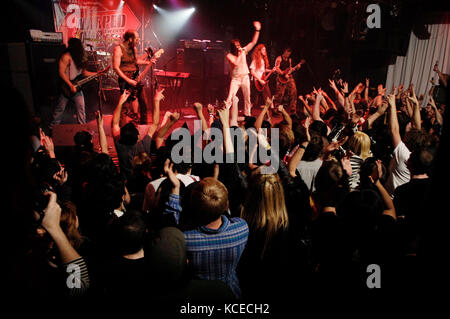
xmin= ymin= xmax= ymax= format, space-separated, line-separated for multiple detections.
xmin=118 ymin=48 xmax=164 ymax=100
xmin=277 ymin=59 xmax=306 ymax=84
xmin=60 ymin=66 xmax=110 ymax=98
xmin=255 ymin=67 xmax=277 ymax=92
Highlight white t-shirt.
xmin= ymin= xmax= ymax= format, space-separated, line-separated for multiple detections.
xmin=386 ymin=141 xmax=411 ymax=196
xmin=249 ymin=58 xmax=265 ymax=79
xmin=228 ymin=50 xmax=250 ymax=78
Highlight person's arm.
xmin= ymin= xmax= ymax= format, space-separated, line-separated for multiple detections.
xmin=226 ymin=53 xmax=239 ymax=67
xmin=429 ymin=96 xmax=443 ymax=126
xmin=113 ymin=45 xmax=137 ymax=87
xmin=41 ymin=192 xmax=90 ymax=295
xmin=243 ymin=21 xmax=261 ymax=52
xmin=274 ymin=56 xmax=282 ymax=74
xmin=329 ymin=79 xmax=345 ymax=108
xmin=387 ymin=93 xmax=402 ymax=148
xmin=366 ymin=100 xmax=388 ymax=129
xmin=434 ymin=63 xmax=448 ymax=87
xmin=111 ymin=90 xmax=131 ymax=140
xmin=407 ymin=95 xmax=421 ymax=130
xmin=371 ymin=161 xmax=396 ymax=220
xmin=255 ymin=97 xmax=272 ymax=131
xmin=278 ymin=104 xmax=293 ymax=129
xmin=193 ymin=102 xmax=209 ymax=133
xmin=288 ymin=117 xmax=311 ymax=177
xmin=230 ymin=95 xmax=239 ymax=128
xmin=323 ymin=89 xmax=337 ymax=111
xmin=40 ymin=131 xmax=56 ymax=158
xmin=95 ymin=111 xmax=108 ymax=154
xmin=147 ymin=88 xmax=164 ymax=138
xmin=298 ymin=95 xmax=312 ymax=117
xmin=162 ymin=159 xmax=182 ymax=224
xmin=40 ymin=192 xmax=81 ymax=264
xmin=364 ymin=78 xmax=370 ymax=102
xmin=312 ymin=93 xmax=324 ymax=122
xmin=404 ymin=94 xmax=413 ymax=118
xmin=217 ymin=107 xmax=234 ymax=155
xmin=154 ymin=111 xmax=180 ymax=149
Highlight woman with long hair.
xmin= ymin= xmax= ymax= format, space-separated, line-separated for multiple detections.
xmin=238 ymin=171 xmax=292 ymax=300
xmin=347 ymin=131 xmax=372 ymax=190
xmin=250 ymin=44 xmax=273 ymax=109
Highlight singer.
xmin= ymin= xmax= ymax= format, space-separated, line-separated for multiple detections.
xmin=225 ymin=21 xmax=261 ymax=117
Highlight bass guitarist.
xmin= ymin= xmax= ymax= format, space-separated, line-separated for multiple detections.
xmin=274 ymin=47 xmax=304 ymax=114
xmin=113 ymin=29 xmax=153 ymax=125
xmin=50 ymin=37 xmax=97 ymax=129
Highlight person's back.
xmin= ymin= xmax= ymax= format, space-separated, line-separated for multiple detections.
xmin=183 ymin=178 xmax=249 ymax=298
xmin=114 ymin=123 xmax=153 ymax=181
xmin=393 ymin=148 xmax=433 ymax=254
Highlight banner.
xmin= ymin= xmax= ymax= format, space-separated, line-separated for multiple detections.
xmin=52 ymin=0 xmax=141 ymax=49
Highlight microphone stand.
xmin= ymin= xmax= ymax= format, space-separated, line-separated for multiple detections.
xmin=87 ymin=44 xmax=105 ymax=115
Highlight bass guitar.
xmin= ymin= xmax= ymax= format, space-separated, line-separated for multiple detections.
xmin=118 ymin=48 xmax=164 ymax=100
xmin=60 ymin=66 xmax=110 ymax=98
xmin=277 ymin=59 xmax=306 ymax=84
xmin=255 ymin=67 xmax=276 ymax=92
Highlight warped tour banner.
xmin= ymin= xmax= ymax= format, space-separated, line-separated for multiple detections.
xmin=52 ymin=0 xmax=141 ymax=49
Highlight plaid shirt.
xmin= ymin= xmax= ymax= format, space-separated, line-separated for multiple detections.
xmin=164 ymin=195 xmax=249 ymax=298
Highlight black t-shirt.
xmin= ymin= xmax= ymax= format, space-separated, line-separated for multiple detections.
xmin=393 ymin=178 xmax=431 ymax=234
xmin=115 ymin=135 xmax=153 ymax=181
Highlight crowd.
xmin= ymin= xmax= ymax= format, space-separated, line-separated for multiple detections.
xmin=5 ymin=62 xmax=447 ymax=308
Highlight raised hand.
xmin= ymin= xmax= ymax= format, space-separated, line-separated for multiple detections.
xmin=253 ymin=21 xmax=261 ymax=31
xmin=329 ymin=79 xmax=338 ymax=91
xmin=170 ymin=111 xmax=180 ymax=122
xmin=154 ymin=88 xmax=165 ymax=102
xmin=217 ymin=107 xmax=230 ymax=127
xmin=119 ymin=90 xmax=131 ymax=104
xmin=433 ymin=62 xmax=439 ymax=73
xmin=193 ymin=102 xmax=203 ymax=113
xmin=163 ymin=159 xmax=180 ymax=191
xmin=53 ymin=166 xmax=68 ymax=186
xmin=40 ymin=192 xmax=62 ymax=232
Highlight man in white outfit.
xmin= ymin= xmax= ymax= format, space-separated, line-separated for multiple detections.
xmin=225 ymin=21 xmax=261 ymax=117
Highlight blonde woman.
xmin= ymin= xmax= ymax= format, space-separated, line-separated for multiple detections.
xmin=238 ymin=171 xmax=291 ymax=299
xmin=347 ymin=131 xmax=372 ymax=190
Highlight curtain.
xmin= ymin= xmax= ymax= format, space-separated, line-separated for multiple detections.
xmin=385 ymin=23 xmax=450 ymax=107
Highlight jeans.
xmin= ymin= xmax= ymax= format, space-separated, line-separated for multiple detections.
xmin=50 ymin=91 xmax=86 ymax=128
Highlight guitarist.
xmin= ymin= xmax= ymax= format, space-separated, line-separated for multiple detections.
xmin=250 ymin=44 xmax=273 ymax=109
xmin=274 ymin=48 xmax=300 ymax=114
xmin=50 ymin=37 xmax=97 ymax=129
xmin=113 ymin=29 xmax=153 ymax=125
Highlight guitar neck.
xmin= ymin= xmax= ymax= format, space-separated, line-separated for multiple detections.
xmin=136 ymin=63 xmax=153 ymax=83
xmin=76 ymin=73 xmax=99 ymax=86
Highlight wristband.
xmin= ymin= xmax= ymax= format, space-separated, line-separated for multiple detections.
xmin=255 ymin=30 xmax=260 ymax=32
xmin=299 ymin=144 xmax=307 ymax=150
